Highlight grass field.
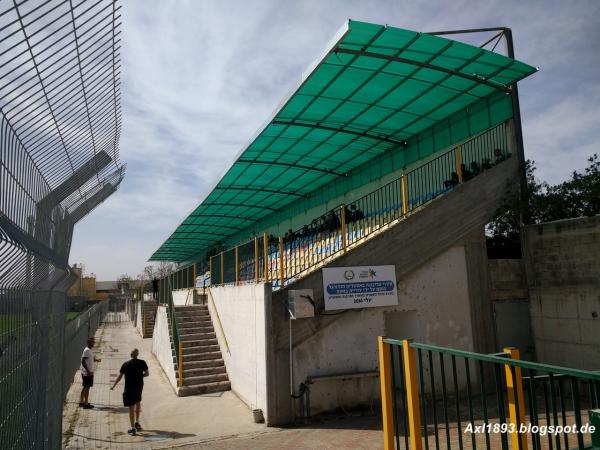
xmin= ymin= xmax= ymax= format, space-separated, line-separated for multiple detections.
xmin=65 ymin=311 xmax=80 ymax=321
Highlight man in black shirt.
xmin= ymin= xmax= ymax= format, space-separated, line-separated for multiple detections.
xmin=110 ymin=348 xmax=149 ymax=435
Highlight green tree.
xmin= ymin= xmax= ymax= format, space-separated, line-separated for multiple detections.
xmin=487 ymin=154 xmax=599 ymax=257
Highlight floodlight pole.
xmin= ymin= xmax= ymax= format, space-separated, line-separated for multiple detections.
xmin=503 ymin=28 xmax=530 ymax=225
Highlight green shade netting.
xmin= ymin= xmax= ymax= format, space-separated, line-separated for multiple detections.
xmin=151 ymin=20 xmax=536 ymax=261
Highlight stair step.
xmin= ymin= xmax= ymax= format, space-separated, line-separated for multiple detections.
xmin=176 ymin=312 xmax=210 ymax=322
xmin=175 ymin=305 xmax=208 ymax=312
xmin=178 ymin=320 xmax=213 ymax=329
xmin=176 ymin=358 xmax=224 ymax=370
xmin=181 ymin=344 xmax=221 ymax=355
xmin=178 ymin=381 xmax=231 ymax=397
xmin=180 ymin=331 xmax=216 ymax=341
xmin=179 ymin=365 xmax=226 ymax=378
xmin=177 ymin=311 xmax=210 ymax=319
xmin=174 ymin=350 xmax=222 ymax=362
xmin=181 ymin=372 xmax=228 ymax=386
xmin=182 ymin=338 xmax=218 ymax=348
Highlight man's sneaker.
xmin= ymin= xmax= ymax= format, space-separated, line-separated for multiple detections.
xmin=82 ymin=403 xmax=94 ymax=409
xmin=128 ymin=428 xmax=136 ymax=436
xmin=78 ymin=402 xmax=85 ymax=407
xmin=134 ymin=422 xmax=142 ymax=431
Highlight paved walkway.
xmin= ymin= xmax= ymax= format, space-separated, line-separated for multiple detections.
xmin=62 ymin=313 xmax=269 ymax=449
xmin=62 ymin=313 xmax=383 ymax=450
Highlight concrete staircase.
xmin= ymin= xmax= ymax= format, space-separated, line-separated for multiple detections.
xmin=142 ymin=302 xmax=157 ymax=338
xmin=172 ymin=305 xmax=230 ymax=396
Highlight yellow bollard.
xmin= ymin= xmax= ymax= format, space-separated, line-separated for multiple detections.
xmin=504 ymin=347 xmax=528 ymax=450
xmin=340 ymin=205 xmax=347 ymax=252
xmin=456 ymin=145 xmax=464 ymax=183
xmin=402 ymin=339 xmax=423 ymax=450
xmin=378 ymin=337 xmax=395 ymax=450
xmin=401 ymin=174 xmax=408 ymax=215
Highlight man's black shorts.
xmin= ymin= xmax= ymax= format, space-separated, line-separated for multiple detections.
xmin=81 ymin=375 xmax=94 ymax=388
xmin=123 ymin=390 xmax=142 ymax=407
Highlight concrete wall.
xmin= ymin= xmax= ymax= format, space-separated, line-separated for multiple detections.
xmin=263 ymin=157 xmax=519 ymax=424
xmin=523 ymin=216 xmax=600 ymax=370
xmin=488 ymin=259 xmax=528 ymax=301
xmin=135 ymin=301 xmax=143 ymax=336
xmin=208 ymin=283 xmax=271 ymax=422
xmin=151 ymin=306 xmax=178 ymax=391
xmin=285 ymin=245 xmax=475 ymax=417
xmin=172 ymin=288 xmax=193 ymax=306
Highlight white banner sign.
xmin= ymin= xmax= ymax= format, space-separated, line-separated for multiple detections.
xmin=322 ymin=265 xmax=398 ymax=311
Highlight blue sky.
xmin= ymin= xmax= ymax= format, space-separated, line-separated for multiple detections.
xmin=68 ymin=0 xmax=600 ymax=280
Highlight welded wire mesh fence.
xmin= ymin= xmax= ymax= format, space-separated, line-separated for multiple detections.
xmin=0 ymin=1 xmax=123 ymax=448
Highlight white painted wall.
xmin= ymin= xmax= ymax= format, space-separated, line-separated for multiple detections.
xmin=172 ymin=288 xmax=193 ymax=306
xmin=208 ymin=283 xmax=269 ymax=419
xmin=135 ymin=301 xmax=143 ymax=336
xmin=291 ymin=245 xmax=474 ymax=415
xmin=151 ymin=306 xmax=178 ymax=391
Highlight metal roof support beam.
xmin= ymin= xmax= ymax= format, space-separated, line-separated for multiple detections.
xmin=332 ymin=47 xmax=511 ymax=94
xmin=272 ymin=120 xmax=407 ymax=146
xmin=180 ymin=223 xmax=244 ymax=232
xmin=202 ymin=203 xmax=279 ymax=212
xmin=215 ymin=186 xmax=307 ymax=197
xmin=187 ymin=213 xmax=259 ymax=222
xmin=237 ymin=159 xmax=345 ymax=177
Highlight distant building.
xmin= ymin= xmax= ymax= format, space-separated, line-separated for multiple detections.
xmin=96 ymin=281 xmax=118 ymax=300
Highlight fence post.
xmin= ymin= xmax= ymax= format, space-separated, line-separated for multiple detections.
xmin=263 ymin=232 xmax=269 ymax=282
xmin=340 ymin=205 xmax=347 ymax=252
xmin=402 ymin=339 xmax=423 ymax=450
xmin=504 ymin=347 xmax=528 ymax=450
xmin=278 ymin=237 xmax=284 ymax=287
xmin=209 ymin=257 xmax=212 ymax=286
xmin=220 ymin=252 xmax=224 ymax=285
xmin=401 ymin=174 xmax=408 ymax=215
xmin=378 ymin=336 xmax=395 ymax=450
xmin=255 ymin=237 xmax=259 ymax=283
xmin=235 ymin=246 xmax=239 ymax=285
xmin=455 ymin=145 xmax=464 ymax=183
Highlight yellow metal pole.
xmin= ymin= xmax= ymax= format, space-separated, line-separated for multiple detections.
xmin=278 ymin=237 xmax=284 ymax=287
xmin=254 ymin=237 xmax=259 ymax=283
xmin=263 ymin=232 xmax=269 ymax=282
xmin=220 ymin=252 xmax=224 ymax=285
xmin=402 ymin=339 xmax=423 ymax=450
xmin=178 ymin=340 xmax=183 ymax=387
xmin=504 ymin=347 xmax=528 ymax=450
xmin=235 ymin=246 xmax=239 ymax=285
xmin=193 ymin=263 xmax=196 ymax=291
xmin=378 ymin=336 xmax=394 ymax=450
xmin=401 ymin=174 xmax=408 ymax=215
xmin=456 ymin=145 xmax=464 ymax=183
xmin=340 ymin=205 xmax=347 ymax=252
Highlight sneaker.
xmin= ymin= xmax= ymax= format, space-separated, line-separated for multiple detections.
xmin=82 ymin=403 xmax=94 ymax=409
xmin=78 ymin=402 xmax=85 ymax=407
xmin=134 ymin=422 xmax=142 ymax=431
xmin=128 ymin=427 xmax=136 ymax=436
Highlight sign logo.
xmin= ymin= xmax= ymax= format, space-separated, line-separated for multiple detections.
xmin=343 ymin=270 xmax=355 ymax=280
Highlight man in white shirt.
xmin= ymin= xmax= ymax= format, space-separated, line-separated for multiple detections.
xmin=79 ymin=337 xmax=101 ymax=408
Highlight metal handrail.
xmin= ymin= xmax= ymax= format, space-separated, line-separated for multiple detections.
xmin=385 ymin=339 xmax=600 ymax=381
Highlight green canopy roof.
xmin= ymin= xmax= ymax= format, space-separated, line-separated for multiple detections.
xmin=150 ymin=20 xmax=536 ymax=262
